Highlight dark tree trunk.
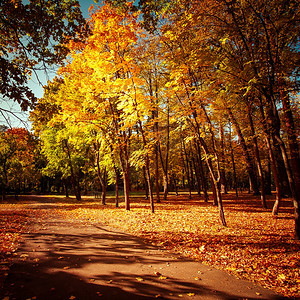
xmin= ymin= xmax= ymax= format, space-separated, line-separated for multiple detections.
xmin=219 ymin=122 xmax=227 ymax=194
xmin=155 ymin=143 xmax=161 ymax=203
xmin=247 ymin=104 xmax=267 ymax=208
xmin=181 ymin=135 xmax=192 ymax=199
xmin=143 ymin=166 xmax=149 ymax=200
xmin=64 ymin=140 xmax=81 ymax=201
xmin=114 ymin=166 xmax=119 ymax=208
xmin=229 ymin=124 xmax=238 ymax=198
xmin=227 ymin=108 xmax=260 ymax=195
xmin=195 ymin=141 xmax=209 ymax=202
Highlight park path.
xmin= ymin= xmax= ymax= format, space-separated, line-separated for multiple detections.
xmin=1 ymin=211 xmax=286 ymax=300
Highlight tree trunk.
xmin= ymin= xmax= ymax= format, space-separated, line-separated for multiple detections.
xmin=64 ymin=140 xmax=81 ymax=201
xmin=248 ymin=104 xmax=267 ymax=208
xmin=158 ymin=100 xmax=170 ymax=201
xmin=155 ymin=142 xmax=160 ymax=203
xmin=195 ymin=141 xmax=209 ymax=202
xmin=143 ymin=166 xmax=149 ymax=200
xmin=114 ymin=166 xmax=119 ymax=208
xmin=192 ymin=154 xmax=201 ymax=196
xmin=266 ymin=136 xmax=282 ymax=215
xmin=227 ymin=108 xmax=260 ymax=195
xmin=181 ymin=135 xmax=192 ymax=199
xmin=123 ymin=167 xmax=130 ymax=210
xmin=280 ymin=82 xmax=300 ymax=200
xmin=275 ymin=135 xmax=300 ymax=239
xmin=96 ymin=150 xmax=107 ymax=205
xmin=199 ymin=136 xmax=226 ymax=226
xmin=229 ymin=124 xmax=238 ymax=198
xmin=219 ymin=122 xmax=227 ymax=194
xmin=63 ymin=179 xmax=69 ymax=198
xmin=145 ymin=155 xmax=155 ymax=213
xmin=118 ymin=144 xmax=130 ymax=210
xmin=162 ymin=174 xmax=168 ymax=200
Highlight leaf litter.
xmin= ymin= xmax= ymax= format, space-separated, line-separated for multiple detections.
xmin=0 ymin=194 xmax=299 ymax=298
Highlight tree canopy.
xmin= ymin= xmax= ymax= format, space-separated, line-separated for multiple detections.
xmin=0 ymin=0 xmax=87 ymax=113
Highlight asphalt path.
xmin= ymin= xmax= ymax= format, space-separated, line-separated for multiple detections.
xmin=0 ymin=214 xmax=287 ymax=300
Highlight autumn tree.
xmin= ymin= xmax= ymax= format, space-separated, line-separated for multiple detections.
xmin=0 ymin=127 xmax=38 ymax=199
xmin=0 ymin=0 xmax=87 ymax=121
xmin=158 ymin=0 xmax=299 ymax=235
xmin=53 ymin=3 xmax=159 ymax=212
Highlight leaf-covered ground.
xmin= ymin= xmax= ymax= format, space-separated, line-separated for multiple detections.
xmin=0 ymin=193 xmax=299 ymax=298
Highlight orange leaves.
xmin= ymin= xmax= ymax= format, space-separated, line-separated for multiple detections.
xmin=0 ymin=209 xmax=29 ymax=258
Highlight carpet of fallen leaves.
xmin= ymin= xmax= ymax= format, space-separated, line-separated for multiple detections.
xmin=0 ymin=193 xmax=299 ymax=298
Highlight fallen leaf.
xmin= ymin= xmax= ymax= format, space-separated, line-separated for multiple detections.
xmin=136 ymin=277 xmax=144 ymax=281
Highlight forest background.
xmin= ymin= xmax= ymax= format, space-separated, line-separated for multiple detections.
xmin=0 ymin=0 xmax=299 ymax=297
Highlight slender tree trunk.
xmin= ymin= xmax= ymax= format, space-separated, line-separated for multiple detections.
xmin=144 ymin=153 xmax=155 ymax=213
xmin=118 ymin=139 xmax=130 ymax=210
xmin=63 ymin=179 xmax=69 ymax=198
xmin=280 ymin=81 xmax=300 ymax=200
xmin=143 ymin=166 xmax=149 ymax=200
xmin=219 ymin=121 xmax=227 ymax=194
xmin=265 ymin=160 xmax=272 ymax=195
xmin=258 ymin=102 xmax=282 ymax=214
xmin=123 ymin=166 xmax=130 ymax=210
xmin=265 ymin=136 xmax=282 ymax=215
xmin=247 ymin=104 xmax=267 ymax=208
xmin=229 ymin=124 xmax=238 ymax=198
xmin=159 ymin=100 xmax=170 ymax=201
xmin=64 ymin=140 xmax=81 ymax=201
xmin=172 ymin=175 xmax=179 ymax=196
xmin=227 ymin=108 xmax=260 ymax=195
xmin=114 ymin=167 xmax=119 ymax=208
xmin=95 ymin=150 xmax=106 ymax=205
xmin=199 ymin=136 xmax=226 ymax=226
xmin=274 ymin=135 xmax=300 ymax=239
xmin=192 ymin=154 xmax=201 ymax=196
xmin=181 ymin=137 xmax=192 ymax=199
xmin=155 ymin=143 xmax=160 ymax=203
xmin=195 ymin=141 xmax=209 ymax=202
xmin=137 ymin=119 xmax=154 ymax=213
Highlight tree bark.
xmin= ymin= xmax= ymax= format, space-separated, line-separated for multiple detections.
xmin=95 ymin=150 xmax=107 ymax=205
xmin=229 ymin=124 xmax=238 ymax=198
xmin=247 ymin=104 xmax=267 ymax=208
xmin=219 ymin=122 xmax=227 ymax=194
xmin=64 ymin=140 xmax=81 ymax=201
xmin=195 ymin=141 xmax=209 ymax=202
xmin=227 ymin=107 xmax=260 ymax=195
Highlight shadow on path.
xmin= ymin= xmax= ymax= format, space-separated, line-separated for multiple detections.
xmin=0 ymin=217 xmax=287 ymax=300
